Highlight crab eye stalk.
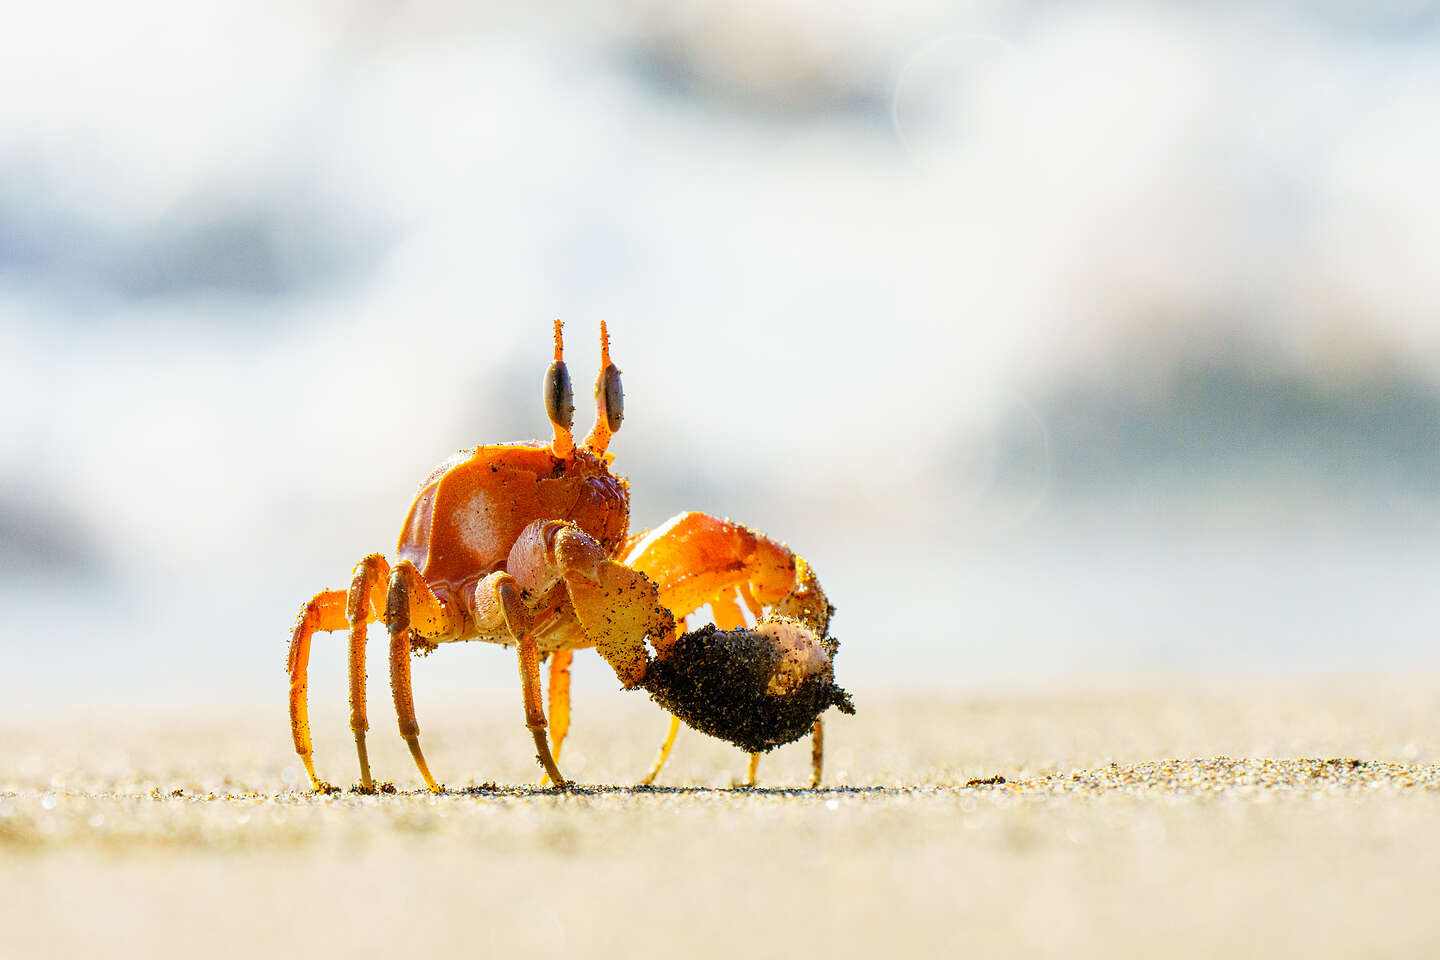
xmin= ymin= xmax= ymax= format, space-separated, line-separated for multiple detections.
xmin=600 ymin=364 xmax=623 ymax=433
xmin=546 ymin=320 xmax=575 ymax=458
xmin=584 ymin=321 xmax=623 ymax=455
xmin=544 ymin=362 xmax=574 ymax=430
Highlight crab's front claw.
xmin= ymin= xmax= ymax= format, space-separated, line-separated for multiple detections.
xmin=639 ymin=617 xmax=854 ymax=754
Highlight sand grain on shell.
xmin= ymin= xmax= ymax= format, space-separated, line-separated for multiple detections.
xmin=3 ymin=687 xmax=1440 ymax=957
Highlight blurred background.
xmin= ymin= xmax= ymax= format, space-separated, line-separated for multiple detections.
xmin=4 ymin=0 xmax=1440 ymax=713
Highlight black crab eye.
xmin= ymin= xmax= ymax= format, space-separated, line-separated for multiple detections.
xmin=544 ymin=361 xmax=575 ymax=430
xmin=599 ymin=364 xmax=623 ymax=433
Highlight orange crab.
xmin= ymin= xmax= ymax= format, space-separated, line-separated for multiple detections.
xmin=287 ymin=321 xmax=852 ymax=792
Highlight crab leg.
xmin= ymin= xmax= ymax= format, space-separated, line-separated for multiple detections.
xmin=728 ymin=586 xmax=834 ymax=788
xmin=473 ymin=570 xmax=569 ymax=787
xmin=810 ymin=718 xmax=824 ymax=787
xmin=743 ymin=754 xmax=760 ymax=789
xmin=288 ymin=589 xmax=348 ymax=791
xmin=547 ymin=650 xmax=573 ymax=760
xmin=639 ymin=584 xmax=766 ymax=787
xmin=539 ymin=650 xmax=574 ymax=786
xmin=637 ymin=615 xmax=688 ymax=786
xmin=771 ymin=565 xmax=830 ymax=789
xmin=387 ymin=626 xmax=435 ymax=790
xmin=385 ymin=560 xmax=461 ymax=793
xmin=639 ymin=716 xmax=682 ymax=787
xmin=712 ymin=592 xmax=765 ymax=789
xmin=504 ymin=518 xmax=676 ymax=783
xmin=517 ymin=632 xmax=562 ymax=786
xmin=285 ymin=553 xmax=393 ymax=793
xmin=623 ymin=512 xmax=833 ymax=787
xmin=345 ymin=554 xmax=391 ymax=793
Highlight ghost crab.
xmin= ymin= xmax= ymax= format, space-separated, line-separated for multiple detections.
xmin=287 ymin=321 xmax=853 ymax=793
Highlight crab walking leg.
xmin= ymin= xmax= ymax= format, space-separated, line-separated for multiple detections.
xmin=517 ymin=633 xmax=564 ymax=786
xmin=641 ymin=587 xmax=769 ymax=787
xmin=638 ymin=716 xmax=682 ymax=786
xmin=547 ymin=650 xmax=574 ymax=759
xmin=473 ymin=571 xmax=568 ymax=787
xmin=806 ymin=727 xmax=826 ymax=790
xmin=539 ymin=650 xmax=574 ymax=786
xmin=288 ymin=589 xmax=348 ymax=791
xmin=385 ymin=560 xmax=461 ymax=793
xmin=345 ymin=554 xmax=391 ymax=792
xmin=387 ymin=627 xmax=437 ymax=791
xmin=776 ymin=560 xmax=830 ymax=791
xmin=714 ymin=592 xmax=765 ymax=790
xmin=643 ymin=587 xmax=757 ymax=785
xmin=637 ymin=615 xmax=688 ymax=787
xmin=809 ymin=718 xmax=824 ymax=788
xmin=501 ymin=519 xmax=675 ymax=783
xmin=624 ymin=512 xmax=835 ymax=787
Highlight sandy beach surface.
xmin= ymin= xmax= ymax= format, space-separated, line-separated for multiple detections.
xmin=4 ymin=684 xmax=1440 ymax=958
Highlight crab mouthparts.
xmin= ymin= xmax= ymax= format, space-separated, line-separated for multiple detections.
xmin=639 ymin=619 xmax=854 ymax=755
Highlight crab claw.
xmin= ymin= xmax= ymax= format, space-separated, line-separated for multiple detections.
xmin=639 ymin=617 xmax=854 ymax=754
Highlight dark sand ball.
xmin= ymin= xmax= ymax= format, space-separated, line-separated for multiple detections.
xmin=641 ymin=624 xmax=855 ymax=754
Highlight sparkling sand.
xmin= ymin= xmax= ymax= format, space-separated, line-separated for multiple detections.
xmin=3 ymin=685 xmax=1440 ymax=957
